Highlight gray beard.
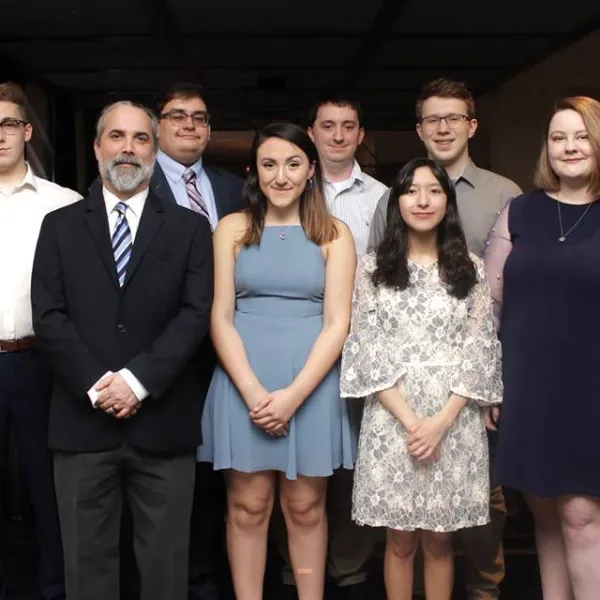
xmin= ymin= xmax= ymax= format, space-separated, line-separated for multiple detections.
xmin=100 ymin=154 xmax=154 ymax=193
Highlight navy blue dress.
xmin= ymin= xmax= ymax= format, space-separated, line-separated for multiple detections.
xmin=495 ymin=190 xmax=600 ymax=497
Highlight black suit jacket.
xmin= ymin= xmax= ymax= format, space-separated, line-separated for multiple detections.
xmin=89 ymin=162 xmax=245 ymax=219
xmin=31 ymin=188 xmax=214 ymax=454
xmin=150 ymin=162 xmax=244 ymax=219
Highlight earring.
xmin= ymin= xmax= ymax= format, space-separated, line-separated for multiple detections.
xmin=307 ymin=177 xmax=313 ymax=189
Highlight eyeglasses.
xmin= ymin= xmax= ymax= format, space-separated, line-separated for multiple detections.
xmin=0 ymin=118 xmax=29 ymax=136
xmin=420 ymin=114 xmax=471 ymax=129
xmin=159 ymin=110 xmax=210 ymax=127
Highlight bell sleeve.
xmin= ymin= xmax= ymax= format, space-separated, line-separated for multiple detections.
xmin=449 ymin=257 xmax=503 ymax=406
xmin=340 ymin=255 xmax=406 ymax=398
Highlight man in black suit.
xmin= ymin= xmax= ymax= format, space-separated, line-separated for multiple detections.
xmin=153 ymin=83 xmax=243 ymax=600
xmin=89 ymin=84 xmax=243 ymax=600
xmin=31 ymin=101 xmax=213 ymax=600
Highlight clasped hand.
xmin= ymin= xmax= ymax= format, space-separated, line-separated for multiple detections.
xmin=95 ymin=373 xmax=140 ymax=419
xmin=407 ymin=416 xmax=447 ymax=462
xmin=249 ymin=388 xmax=299 ymax=437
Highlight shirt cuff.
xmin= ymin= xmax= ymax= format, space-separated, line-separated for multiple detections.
xmin=88 ymin=371 xmax=113 ymax=406
xmin=119 ymin=368 xmax=150 ymax=401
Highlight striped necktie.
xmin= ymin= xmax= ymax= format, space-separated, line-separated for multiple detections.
xmin=183 ymin=168 xmax=213 ymax=230
xmin=112 ymin=202 xmax=132 ymax=287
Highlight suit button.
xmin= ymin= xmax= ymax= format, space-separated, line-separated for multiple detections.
xmin=117 ymin=324 xmax=126 ymax=333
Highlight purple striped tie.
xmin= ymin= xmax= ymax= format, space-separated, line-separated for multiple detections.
xmin=184 ymin=168 xmax=213 ymax=230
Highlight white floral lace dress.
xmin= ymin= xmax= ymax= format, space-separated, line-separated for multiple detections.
xmin=340 ymin=253 xmax=502 ymax=532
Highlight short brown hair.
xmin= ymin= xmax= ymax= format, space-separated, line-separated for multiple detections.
xmin=154 ymin=83 xmax=208 ymax=117
xmin=534 ymin=96 xmax=600 ymax=196
xmin=415 ymin=78 xmax=475 ymax=121
xmin=308 ymin=97 xmax=363 ymax=127
xmin=0 ymin=82 xmax=29 ymax=121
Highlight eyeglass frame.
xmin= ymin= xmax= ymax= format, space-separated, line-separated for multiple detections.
xmin=159 ymin=110 xmax=210 ymax=127
xmin=0 ymin=118 xmax=30 ymax=136
xmin=419 ymin=114 xmax=473 ymax=129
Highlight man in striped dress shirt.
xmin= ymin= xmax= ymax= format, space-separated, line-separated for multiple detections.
xmin=274 ymin=98 xmax=387 ymax=600
xmin=309 ymin=98 xmax=387 ymax=600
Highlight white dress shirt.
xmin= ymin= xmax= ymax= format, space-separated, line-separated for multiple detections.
xmin=0 ymin=164 xmax=81 ymax=341
xmin=324 ymin=161 xmax=388 ymax=259
xmin=87 ymin=187 xmax=151 ymax=406
xmin=157 ymin=150 xmax=219 ymax=229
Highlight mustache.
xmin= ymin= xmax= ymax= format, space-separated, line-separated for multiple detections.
xmin=110 ymin=153 xmax=142 ymax=168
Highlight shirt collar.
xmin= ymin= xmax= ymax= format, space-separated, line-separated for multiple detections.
xmin=455 ymin=160 xmax=479 ymax=189
xmin=1 ymin=162 xmax=39 ymax=194
xmin=157 ymin=150 xmax=203 ymax=183
xmin=324 ymin=160 xmax=364 ymax=187
xmin=102 ymin=186 xmax=149 ymax=219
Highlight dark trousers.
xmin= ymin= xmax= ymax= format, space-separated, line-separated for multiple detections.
xmin=120 ymin=461 xmax=225 ymax=600
xmin=0 ymin=349 xmax=64 ymax=600
xmin=458 ymin=484 xmax=506 ymax=600
xmin=54 ymin=442 xmax=195 ymax=600
xmin=188 ymin=462 xmax=226 ymax=600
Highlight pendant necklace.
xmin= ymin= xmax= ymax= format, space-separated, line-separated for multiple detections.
xmin=556 ymin=193 xmax=592 ymax=242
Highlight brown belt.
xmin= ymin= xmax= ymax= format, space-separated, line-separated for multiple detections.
xmin=0 ymin=336 xmax=37 ymax=352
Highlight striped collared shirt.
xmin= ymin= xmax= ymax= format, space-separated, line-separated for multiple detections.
xmin=324 ymin=161 xmax=388 ymax=258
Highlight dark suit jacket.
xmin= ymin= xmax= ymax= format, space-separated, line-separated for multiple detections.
xmin=150 ymin=162 xmax=244 ymax=219
xmin=89 ymin=162 xmax=244 ymax=220
xmin=87 ymin=162 xmax=244 ymax=404
xmin=31 ymin=188 xmax=214 ymax=454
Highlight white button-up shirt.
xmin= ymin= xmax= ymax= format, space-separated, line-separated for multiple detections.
xmin=0 ymin=164 xmax=81 ymax=340
xmin=324 ymin=161 xmax=388 ymax=259
xmin=103 ymin=186 xmax=148 ymax=242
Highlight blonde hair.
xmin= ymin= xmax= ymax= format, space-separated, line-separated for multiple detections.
xmin=534 ymin=96 xmax=600 ymax=196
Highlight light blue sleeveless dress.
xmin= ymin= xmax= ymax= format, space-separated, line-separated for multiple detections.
xmin=198 ymin=225 xmax=355 ymax=479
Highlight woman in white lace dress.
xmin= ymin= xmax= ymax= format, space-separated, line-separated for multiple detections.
xmin=340 ymin=158 xmax=502 ymax=600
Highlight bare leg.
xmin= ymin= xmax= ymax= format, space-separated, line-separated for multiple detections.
xmin=559 ymin=495 xmax=600 ymax=600
xmin=526 ymin=495 xmax=573 ymax=600
xmin=384 ymin=529 xmax=418 ymax=600
xmin=225 ymin=470 xmax=276 ymax=600
xmin=279 ymin=475 xmax=328 ymax=600
xmin=421 ymin=530 xmax=453 ymax=600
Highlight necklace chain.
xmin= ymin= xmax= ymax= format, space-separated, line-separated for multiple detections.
xmin=556 ymin=194 xmax=592 ymax=242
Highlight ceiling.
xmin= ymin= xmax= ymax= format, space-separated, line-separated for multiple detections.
xmin=2 ymin=0 xmax=600 ymax=132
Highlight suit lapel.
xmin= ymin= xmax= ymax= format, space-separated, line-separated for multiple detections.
xmin=205 ymin=166 xmax=228 ymax=219
xmin=150 ymin=163 xmax=177 ymax=205
xmin=84 ymin=191 xmax=120 ymax=288
xmin=123 ymin=191 xmax=165 ymax=287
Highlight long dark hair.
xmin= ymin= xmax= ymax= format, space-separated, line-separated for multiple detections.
xmin=239 ymin=122 xmax=338 ymax=246
xmin=372 ymin=157 xmax=477 ymax=299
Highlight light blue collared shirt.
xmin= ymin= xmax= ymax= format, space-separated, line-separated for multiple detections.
xmin=156 ymin=150 xmax=218 ymax=229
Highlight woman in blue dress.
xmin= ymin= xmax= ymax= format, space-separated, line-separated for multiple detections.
xmin=199 ymin=122 xmax=356 ymax=600
xmin=485 ymin=96 xmax=600 ymax=600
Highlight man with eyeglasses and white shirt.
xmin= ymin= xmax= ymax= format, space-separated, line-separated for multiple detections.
xmin=0 ymin=82 xmax=80 ymax=600
xmin=368 ymin=78 xmax=522 ymax=600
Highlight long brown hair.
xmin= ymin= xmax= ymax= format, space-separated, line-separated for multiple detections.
xmin=534 ymin=96 xmax=600 ymax=196
xmin=239 ymin=122 xmax=338 ymax=246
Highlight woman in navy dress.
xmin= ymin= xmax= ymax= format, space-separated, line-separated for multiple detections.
xmin=485 ymin=96 xmax=600 ymax=600
xmin=199 ymin=123 xmax=356 ymax=600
